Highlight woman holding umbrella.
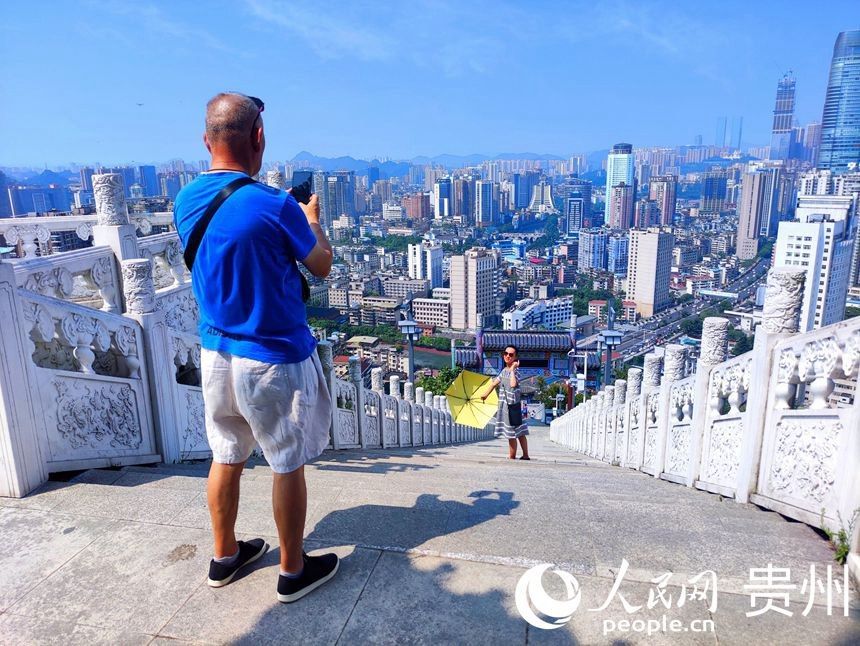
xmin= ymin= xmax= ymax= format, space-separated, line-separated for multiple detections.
xmin=480 ymin=345 xmax=530 ymax=460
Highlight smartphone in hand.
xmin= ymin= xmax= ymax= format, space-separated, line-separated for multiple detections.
xmin=290 ymin=170 xmax=313 ymax=204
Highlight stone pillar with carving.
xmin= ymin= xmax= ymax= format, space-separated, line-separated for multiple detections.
xmin=736 ymin=267 xmax=806 ymax=503
xmin=404 ymin=382 xmax=414 ymax=403
xmin=370 ymin=367 xmax=384 ymax=393
xmin=632 ymin=353 xmax=662 ymax=470
xmin=92 ymin=174 xmax=141 ymax=313
xmin=317 ymin=340 xmax=336 ymax=448
xmin=348 ymin=355 xmax=367 ymax=448
xmin=389 ymin=375 xmax=401 ymax=399
xmin=622 ymin=367 xmax=643 ymax=465
xmin=685 ymin=318 xmax=728 ymax=487
xmin=0 ymin=262 xmax=49 ymax=496
xmin=121 ymin=258 xmax=182 ymax=463
xmin=264 ymin=170 xmax=287 ymax=190
xmin=653 ymin=346 xmax=688 ymax=478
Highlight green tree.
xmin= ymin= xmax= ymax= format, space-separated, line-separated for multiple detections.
xmin=416 ymin=366 xmax=462 ymax=395
xmin=681 ymin=316 xmax=704 ymax=338
xmin=845 ymin=307 xmax=860 ymax=320
xmin=731 ymin=334 xmax=753 ymax=356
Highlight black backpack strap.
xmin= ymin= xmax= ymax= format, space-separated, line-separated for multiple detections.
xmin=183 ymin=175 xmax=256 ymax=270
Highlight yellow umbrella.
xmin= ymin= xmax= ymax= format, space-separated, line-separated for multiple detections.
xmin=445 ymin=370 xmax=499 ymax=429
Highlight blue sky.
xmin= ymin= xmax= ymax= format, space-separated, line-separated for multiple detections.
xmin=1 ymin=1 xmax=856 ymax=167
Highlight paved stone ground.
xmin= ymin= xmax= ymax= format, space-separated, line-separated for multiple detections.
xmin=0 ymin=426 xmax=857 ymax=645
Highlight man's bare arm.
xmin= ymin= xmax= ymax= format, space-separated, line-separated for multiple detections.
xmin=298 ymin=194 xmax=333 ymax=278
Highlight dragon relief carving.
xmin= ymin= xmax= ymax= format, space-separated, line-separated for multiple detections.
xmin=54 ymin=379 xmax=142 ymax=450
xmin=92 ymin=174 xmax=129 ymax=226
xmin=767 ymin=419 xmax=840 ymax=504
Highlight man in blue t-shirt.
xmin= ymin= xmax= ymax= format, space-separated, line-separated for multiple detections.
xmin=173 ymin=92 xmax=338 ymax=603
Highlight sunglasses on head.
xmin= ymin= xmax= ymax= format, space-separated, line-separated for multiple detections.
xmin=249 ymin=96 xmax=264 ymax=135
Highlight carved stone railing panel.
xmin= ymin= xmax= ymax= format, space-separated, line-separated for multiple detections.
xmin=0 ymin=213 xmax=175 ymax=259
xmin=176 ymin=385 xmax=208 ymax=458
xmin=139 ymin=233 xmax=187 ymax=291
xmin=770 ymin=317 xmax=859 ymax=411
xmin=422 ymin=405 xmax=432 ymax=444
xmin=156 ymin=285 xmax=199 ymax=334
xmin=42 ymin=373 xmax=157 ymax=464
xmin=362 ymin=390 xmax=382 ymax=448
xmin=333 ymin=378 xmax=360 ymax=448
xmin=641 ymin=392 xmax=660 ymax=471
xmin=614 ymin=404 xmax=626 ymax=463
xmin=381 ymin=393 xmax=398 ymax=447
xmin=20 ymin=291 xmax=143 ymax=380
xmin=626 ymin=393 xmax=643 ymax=465
xmin=11 ymin=247 xmax=121 ymax=312
xmin=696 ymin=352 xmax=754 ymax=494
xmin=662 ymin=375 xmax=695 ymax=480
xmin=167 ymin=329 xmax=201 ymax=388
xmin=411 ymin=404 xmax=424 ymax=446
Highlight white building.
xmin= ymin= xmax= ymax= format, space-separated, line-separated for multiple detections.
xmin=449 ymin=247 xmax=500 ymax=331
xmin=412 ymin=298 xmax=451 ymax=328
xmin=627 ymin=228 xmax=674 ymax=318
xmin=773 ymin=195 xmax=854 ymax=331
xmin=407 ymin=240 xmax=444 ymax=288
xmin=382 ymin=203 xmax=403 ymax=221
xmin=502 ymin=297 xmax=573 ymax=330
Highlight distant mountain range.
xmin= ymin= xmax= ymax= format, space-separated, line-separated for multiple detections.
xmin=289 ymin=151 xmax=576 ymax=175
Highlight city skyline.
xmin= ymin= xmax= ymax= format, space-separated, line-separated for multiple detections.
xmin=1 ymin=1 xmax=856 ymax=166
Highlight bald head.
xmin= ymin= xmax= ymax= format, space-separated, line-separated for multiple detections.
xmin=205 ymin=92 xmax=260 ymax=148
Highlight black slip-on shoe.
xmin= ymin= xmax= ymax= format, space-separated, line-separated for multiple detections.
xmin=277 ymin=551 xmax=339 ymax=603
xmin=207 ymin=538 xmax=269 ymax=588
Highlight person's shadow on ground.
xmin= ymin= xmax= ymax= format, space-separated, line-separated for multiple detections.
xmin=305 ymin=489 xmax=519 ymax=550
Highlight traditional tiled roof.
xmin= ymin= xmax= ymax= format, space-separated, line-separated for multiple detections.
xmin=481 ymin=330 xmax=574 ymax=352
xmin=453 ymin=348 xmax=480 ymax=367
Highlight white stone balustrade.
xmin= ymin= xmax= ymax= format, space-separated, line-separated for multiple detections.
xmin=0 ymin=190 xmax=492 ymax=503
xmin=551 ymin=266 xmax=860 ymax=586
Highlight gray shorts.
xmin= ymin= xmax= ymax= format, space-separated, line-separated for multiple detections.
xmin=201 ymin=349 xmax=332 ymax=473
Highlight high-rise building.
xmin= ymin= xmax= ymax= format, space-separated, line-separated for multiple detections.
xmin=804 ymin=122 xmax=822 ymax=165
xmin=715 ymin=117 xmax=727 ymax=148
xmin=563 ymin=194 xmax=586 ymax=234
xmin=311 ymin=170 xmax=329 ymax=226
xmin=607 ymin=182 xmax=635 ymax=229
xmin=408 ymin=240 xmax=444 ymax=288
xmin=475 ymin=180 xmax=499 ymax=226
xmin=79 ymin=167 xmax=95 ymax=192
xmin=452 ymin=177 xmax=474 ymax=222
xmin=649 ymin=175 xmax=677 ymax=225
xmin=433 ymin=177 xmax=452 ymax=220
xmin=607 ymin=235 xmax=629 ymax=277
xmin=605 ymin=143 xmax=635 ymax=201
xmin=326 ymin=171 xmax=356 ymax=223
xmin=577 ymin=229 xmax=608 ymax=271
xmin=137 ymin=165 xmax=158 ymax=197
xmin=449 ymin=247 xmax=500 ymax=330
xmin=634 ymin=199 xmax=659 ymax=229
xmin=774 ymin=195 xmax=855 ymax=331
xmin=626 ymin=228 xmax=674 ymax=318
xmin=737 ymin=167 xmax=781 ymax=260
xmin=770 ymin=73 xmax=796 ymax=161
xmin=730 ymin=116 xmax=744 ymax=150
xmin=700 ymin=169 xmax=728 ymax=214
xmin=818 ymin=30 xmax=860 ymax=174
xmin=402 ymin=193 xmax=431 ymax=221
xmin=527 ymin=179 xmax=555 ymax=213
xmin=512 ymin=171 xmax=539 ymax=210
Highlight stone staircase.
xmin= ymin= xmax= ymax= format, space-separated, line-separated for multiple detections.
xmin=0 ymin=427 xmax=857 ymax=644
